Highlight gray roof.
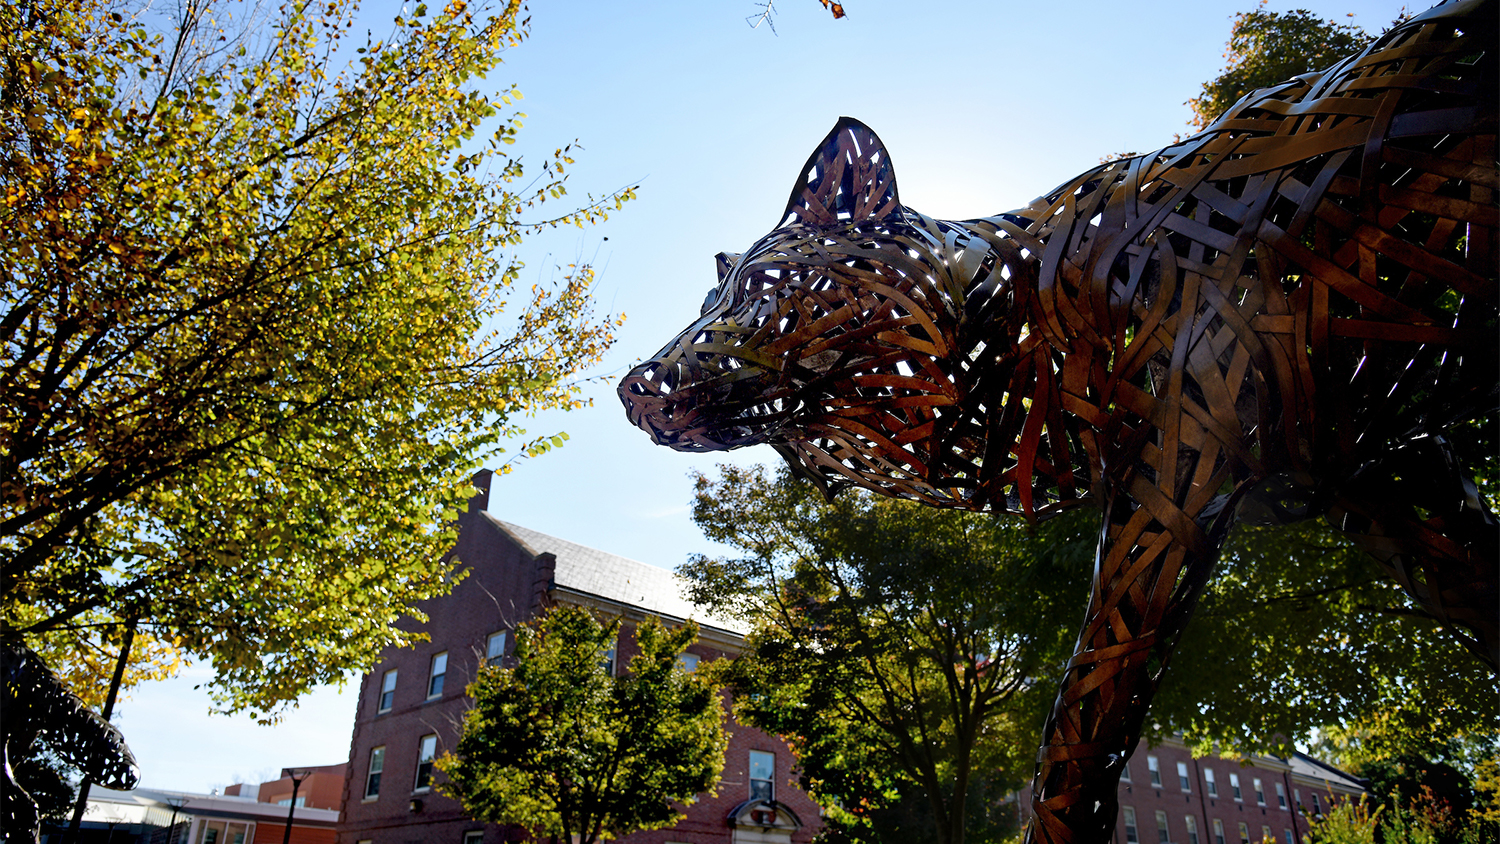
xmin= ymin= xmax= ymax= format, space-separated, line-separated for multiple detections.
xmin=486 ymin=516 xmax=748 ymax=636
xmin=1288 ymin=752 xmax=1367 ymax=794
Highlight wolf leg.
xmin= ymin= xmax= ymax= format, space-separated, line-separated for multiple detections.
xmin=1328 ymin=436 xmax=1500 ymax=672
xmin=1026 ymin=462 xmax=1239 ymax=843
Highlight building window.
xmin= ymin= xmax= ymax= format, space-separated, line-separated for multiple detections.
xmin=1148 ymin=755 xmax=1162 ymax=787
xmin=463 ymin=832 xmax=484 ymax=844
xmin=197 ymin=822 xmax=250 ymax=844
xmin=1283 ymin=830 xmax=1294 ymax=844
xmin=602 ymin=639 xmax=617 ymax=677
xmin=1213 ymin=819 xmax=1227 ymax=844
xmin=486 ymin=632 xmax=507 ymax=666
xmin=428 ymin=653 xmax=447 ymax=698
xmin=1276 ymin=782 xmax=1287 ymax=809
xmin=1230 ymin=772 xmax=1243 ymax=801
xmin=1254 ymin=777 xmax=1266 ymax=806
xmin=1185 ymin=815 xmax=1200 ymax=844
xmin=1262 ymin=825 xmax=1273 ymax=843
xmin=1312 ymin=793 xmax=1323 ymax=816
xmin=1178 ymin=761 xmax=1191 ymax=792
xmin=1121 ymin=761 xmax=1132 ymax=782
xmin=415 ymin=734 xmax=438 ymax=791
xmin=1154 ymin=810 xmax=1170 ymax=843
xmin=378 ymin=669 xmax=397 ymax=713
xmin=275 ymin=797 xmax=305 ymax=807
xmin=749 ymin=750 xmax=775 ymax=802
xmin=365 ymin=746 xmax=385 ymax=798
xmin=677 ymin=652 xmax=700 ymax=673
xmin=1123 ymin=806 xmax=1140 ymax=844
xmin=1238 ymin=822 xmax=1251 ymax=844
xmin=1205 ymin=767 xmax=1218 ymax=797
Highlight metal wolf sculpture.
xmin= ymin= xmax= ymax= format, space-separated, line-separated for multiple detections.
xmin=2 ymin=644 xmax=140 ymax=843
xmin=620 ymin=1 xmax=1496 ymax=842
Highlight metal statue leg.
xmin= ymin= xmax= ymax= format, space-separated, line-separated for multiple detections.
xmin=1025 ymin=475 xmax=1236 ymax=844
xmin=1328 ymin=437 xmax=1500 ymax=672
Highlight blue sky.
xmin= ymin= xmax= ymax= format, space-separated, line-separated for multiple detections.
xmin=115 ymin=0 xmax=1409 ymax=793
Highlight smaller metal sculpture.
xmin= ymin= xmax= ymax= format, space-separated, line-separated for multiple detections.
xmin=3 ymin=644 xmax=140 ymax=843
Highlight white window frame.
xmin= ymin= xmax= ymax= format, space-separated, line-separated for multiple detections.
xmin=1238 ymin=821 xmax=1251 ymax=844
xmin=1148 ymin=755 xmax=1162 ymax=787
xmin=1254 ymin=777 xmax=1266 ymax=806
xmin=1123 ymin=806 xmax=1140 ymax=844
xmin=1275 ymin=781 xmax=1288 ymax=809
xmin=601 ymin=638 xmax=617 ymax=677
xmin=378 ymin=669 xmax=397 ymax=713
xmin=486 ymin=632 xmax=507 ymax=666
xmin=427 ymin=652 xmax=448 ymax=699
xmin=1178 ymin=760 xmax=1191 ymax=792
xmin=463 ymin=831 xmax=484 ymax=844
xmin=1262 ymin=825 xmax=1273 ymax=843
xmin=415 ymin=734 xmax=438 ymax=791
xmin=748 ymin=750 xmax=775 ymax=802
xmin=1205 ymin=766 xmax=1218 ymax=797
xmin=364 ymin=746 xmax=385 ymax=799
xmin=1185 ymin=815 xmax=1200 ymax=844
xmin=1213 ymin=818 xmax=1227 ymax=844
xmin=677 ymin=652 xmax=700 ymax=673
xmin=1121 ymin=761 xmax=1132 ymax=782
xmin=1154 ymin=809 xmax=1170 ymax=843
xmin=1230 ymin=772 xmax=1243 ymax=801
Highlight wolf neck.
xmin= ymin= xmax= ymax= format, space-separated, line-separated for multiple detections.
xmin=898 ymin=210 xmax=1051 ymax=354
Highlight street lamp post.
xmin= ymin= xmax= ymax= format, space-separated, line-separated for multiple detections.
xmin=279 ymin=769 xmax=315 ymax=844
xmin=163 ymin=796 xmax=189 ymax=844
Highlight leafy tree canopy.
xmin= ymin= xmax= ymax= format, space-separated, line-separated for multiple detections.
xmin=1 ymin=0 xmax=630 ymax=716
xmin=684 ymin=464 xmax=1096 ymax=844
xmin=1152 ymin=520 xmax=1498 ymax=759
xmin=439 ymin=606 xmax=726 ymax=844
xmin=1186 ymin=2 xmax=1371 ymax=128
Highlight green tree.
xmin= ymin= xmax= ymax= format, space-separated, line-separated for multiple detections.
xmin=1186 ymin=2 xmax=1371 ymax=128
xmin=1306 ymin=796 xmax=1381 ymax=844
xmin=1 ymin=0 xmax=630 ymax=715
xmin=683 ymin=464 xmax=1095 ymax=844
xmin=439 ymin=606 xmax=726 ymax=844
xmin=1151 ymin=521 xmax=1498 ymax=759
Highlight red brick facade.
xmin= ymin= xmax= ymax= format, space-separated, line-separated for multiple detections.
xmin=336 ymin=473 xmax=822 ymax=844
xmin=1019 ymin=737 xmax=1365 ymax=844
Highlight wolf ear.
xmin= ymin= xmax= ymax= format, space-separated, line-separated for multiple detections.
xmin=779 ymin=117 xmax=902 ymax=228
xmin=715 ymin=251 xmax=741 ymax=283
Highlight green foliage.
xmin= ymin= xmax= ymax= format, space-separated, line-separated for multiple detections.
xmin=1314 ymin=721 xmax=1498 ymax=844
xmin=11 ymin=747 xmax=78 ymax=823
xmin=1152 ymin=520 xmax=1498 ymax=758
xmin=1306 ymin=787 xmax=1499 ymax=844
xmin=439 ymin=606 xmax=726 ymax=844
xmin=1307 ymin=797 xmax=1380 ymax=844
xmin=684 ymin=464 xmax=1096 ymax=844
xmin=1187 ymin=2 xmax=1371 ymax=129
xmin=1 ymin=0 xmax=630 ymax=715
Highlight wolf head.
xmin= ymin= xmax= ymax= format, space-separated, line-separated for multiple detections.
xmin=619 ymin=118 xmax=1013 ymax=505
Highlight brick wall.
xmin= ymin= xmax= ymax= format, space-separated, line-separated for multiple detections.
xmin=336 ymin=473 xmax=822 ymax=844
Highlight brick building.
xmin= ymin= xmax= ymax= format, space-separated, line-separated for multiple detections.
xmin=53 ymin=786 xmax=339 ymax=844
xmin=336 ymin=471 xmax=821 ymax=844
xmin=1020 ymin=735 xmax=1366 ymax=844
xmin=226 ymin=764 xmax=349 ymax=811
